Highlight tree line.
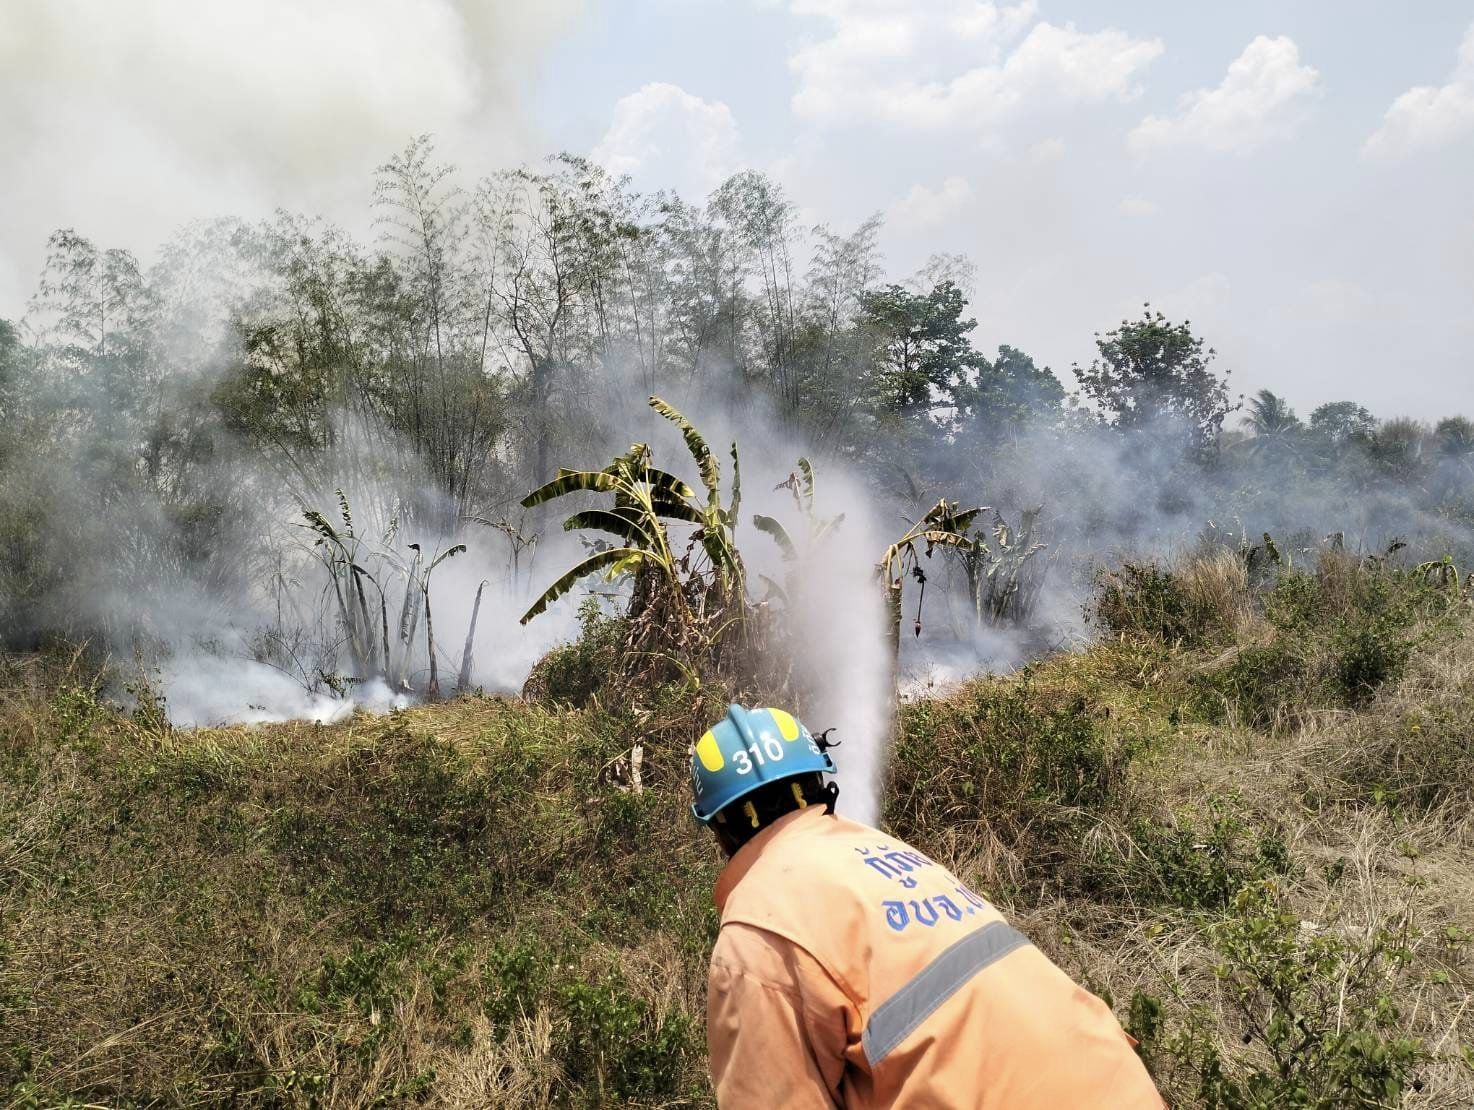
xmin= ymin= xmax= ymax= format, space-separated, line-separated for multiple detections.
xmin=0 ymin=136 xmax=1470 ymax=649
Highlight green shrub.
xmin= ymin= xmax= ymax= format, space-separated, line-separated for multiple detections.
xmin=47 ymin=681 xmax=104 ymax=746
xmin=1199 ymin=641 xmax=1317 ymax=731
xmin=1318 ymin=681 xmax=1474 ymax=811
xmin=523 ymin=598 xmax=627 ymax=707
xmin=1330 ymin=617 xmax=1414 ymax=707
xmin=893 ymin=673 xmax=1132 ymax=825
xmin=1134 ymin=881 xmax=1425 ymax=1108
xmin=559 ymin=973 xmax=700 ymax=1103
xmin=1192 ymin=559 xmax=1463 ymax=729
xmin=1092 ymin=561 xmax=1212 ymax=644
xmin=480 ymin=940 xmax=556 ymax=1028
xmin=1125 ymin=799 xmax=1291 ymax=911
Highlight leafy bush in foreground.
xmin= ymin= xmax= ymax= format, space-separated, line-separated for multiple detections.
xmin=1134 ymin=881 xmax=1426 ymax=1109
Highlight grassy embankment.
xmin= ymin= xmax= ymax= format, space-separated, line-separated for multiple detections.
xmin=3 ymin=550 xmax=1472 ymax=1107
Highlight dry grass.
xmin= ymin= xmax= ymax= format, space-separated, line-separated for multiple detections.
xmin=3 ymin=561 xmax=1473 ymax=1107
xmin=890 ymin=587 xmax=1474 ymax=1107
xmin=428 ymin=1010 xmax=563 ymax=1108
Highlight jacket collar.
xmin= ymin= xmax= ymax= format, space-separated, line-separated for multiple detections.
xmin=713 ymin=806 xmax=826 ymax=914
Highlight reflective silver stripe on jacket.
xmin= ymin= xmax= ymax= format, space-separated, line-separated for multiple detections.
xmin=862 ymin=920 xmax=1031 ymax=1065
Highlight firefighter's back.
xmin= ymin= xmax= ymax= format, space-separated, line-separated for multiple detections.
xmin=713 ymin=807 xmax=1163 ymax=1108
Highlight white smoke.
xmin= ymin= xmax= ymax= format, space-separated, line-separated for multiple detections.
xmin=162 ymin=658 xmax=411 ymax=728
xmin=751 ymin=466 xmax=894 ymax=824
xmin=0 ymin=0 xmax=585 ymax=317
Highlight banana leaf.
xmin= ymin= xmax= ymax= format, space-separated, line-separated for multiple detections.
xmin=427 ymin=544 xmax=467 ymax=572
xmin=522 ymin=469 xmax=618 ymax=508
xmin=798 ymin=457 xmax=815 ymax=506
xmin=650 ymin=496 xmax=703 ymax=525
xmin=650 ymin=395 xmax=719 ymax=496
xmin=519 ymin=546 xmax=646 ymax=625
xmin=727 ymin=443 xmax=742 ymax=524
xmin=641 ymin=466 xmax=698 ymax=503
xmin=563 ymin=508 xmax=656 ymax=548
xmin=753 ymin=515 xmax=797 ymax=560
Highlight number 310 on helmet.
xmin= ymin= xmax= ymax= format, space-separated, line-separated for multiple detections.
xmin=689 ymin=704 xmax=836 ymax=823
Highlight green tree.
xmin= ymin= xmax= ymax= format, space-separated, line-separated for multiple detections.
xmin=1244 ymin=389 xmax=1300 ymax=436
xmin=1368 ymin=417 xmax=1428 ymax=482
xmin=709 ymin=171 xmax=802 ymax=417
xmin=857 ymin=281 xmax=984 ymax=424
xmin=953 ymin=344 xmax=1066 ymax=439
xmin=1308 ymin=401 xmax=1376 ymax=447
xmin=0 ymin=318 xmax=17 ymax=405
xmin=0 ymin=319 xmax=20 ymax=470
xmin=1430 ymin=416 xmax=1474 ymax=506
xmin=1074 ymin=307 xmax=1236 ymax=450
xmin=1433 ymin=416 xmax=1474 ymax=458
xmin=1241 ymin=389 xmax=1303 ymax=460
xmin=798 ymin=214 xmax=884 ymax=447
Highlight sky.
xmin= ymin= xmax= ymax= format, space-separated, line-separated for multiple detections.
xmin=2 ymin=0 xmax=1472 ymax=421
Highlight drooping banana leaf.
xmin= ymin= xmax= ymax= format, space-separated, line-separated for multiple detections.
xmin=813 ymin=513 xmax=846 ymax=543
xmin=427 ymin=544 xmax=467 ymax=572
xmin=918 ymin=530 xmax=974 ymax=554
xmin=700 ymin=529 xmax=742 ymax=580
xmin=727 ymin=443 xmax=742 ymax=525
xmin=650 ymin=496 xmax=704 ymax=525
xmin=563 ymin=508 xmax=656 ymax=548
xmin=522 ymin=469 xmax=619 ymax=508
xmin=640 ymin=467 xmax=698 ymax=504
xmin=752 ymin=515 xmax=797 ymax=561
xmin=519 ymin=546 xmax=647 ymax=625
xmin=757 ymin=574 xmax=790 ymax=604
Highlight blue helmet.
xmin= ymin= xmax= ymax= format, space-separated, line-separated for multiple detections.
xmin=690 ymin=704 xmax=835 ymax=824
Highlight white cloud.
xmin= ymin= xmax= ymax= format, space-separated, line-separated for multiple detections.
xmin=0 ymin=0 xmax=583 ymax=316
xmin=1364 ymin=23 xmax=1474 ymax=158
xmin=787 ymin=1 xmax=1162 ymax=133
xmin=591 ymin=83 xmax=743 ymax=201
xmin=889 ymin=176 xmax=974 ymax=231
xmin=1128 ymin=35 xmax=1319 ymax=155
xmin=1120 ymin=195 xmax=1158 ymax=217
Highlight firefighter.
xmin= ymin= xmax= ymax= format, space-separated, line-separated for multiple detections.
xmin=692 ymin=704 xmax=1164 ymax=1109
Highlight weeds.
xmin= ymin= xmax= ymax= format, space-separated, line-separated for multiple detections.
xmin=1135 ymin=881 xmax=1427 ymax=1108
xmin=3 ymin=547 xmax=1473 ymax=1106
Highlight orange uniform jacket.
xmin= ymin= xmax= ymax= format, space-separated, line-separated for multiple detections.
xmin=707 ymin=807 xmax=1164 ymax=1108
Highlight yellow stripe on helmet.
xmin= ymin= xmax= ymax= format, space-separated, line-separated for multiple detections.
xmin=767 ymin=709 xmax=801 ymax=741
xmin=695 ymin=730 xmax=725 ymax=772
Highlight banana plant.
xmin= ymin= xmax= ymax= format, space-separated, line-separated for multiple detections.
xmin=302 ymin=491 xmax=393 ymax=677
xmin=955 ymin=507 xmax=1051 ymax=627
xmin=412 ymin=541 xmax=467 ymax=699
xmin=649 ymin=396 xmax=745 ymax=596
xmin=301 ymin=492 xmax=466 ymax=695
xmin=1415 ymin=554 xmax=1465 ymax=592
xmin=753 ymin=457 xmax=845 ymax=565
xmin=518 ymin=396 xmax=745 ymax=625
xmin=878 ymin=499 xmax=984 ymax=654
